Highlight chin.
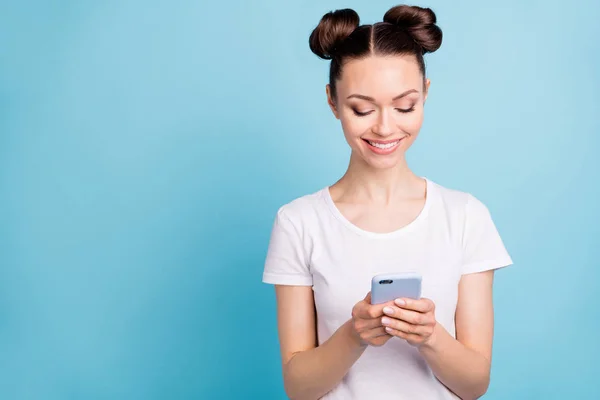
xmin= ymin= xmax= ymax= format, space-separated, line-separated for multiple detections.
xmin=363 ymin=154 xmax=404 ymax=170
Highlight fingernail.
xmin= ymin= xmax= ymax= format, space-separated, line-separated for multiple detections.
xmin=385 ymin=327 xmax=393 ymax=333
xmin=381 ymin=317 xmax=391 ymax=326
xmin=383 ymin=306 xmax=394 ymax=315
xmin=395 ymin=299 xmax=406 ymax=306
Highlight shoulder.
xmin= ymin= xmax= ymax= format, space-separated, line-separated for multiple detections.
xmin=428 ymin=181 xmax=513 ymax=272
xmin=274 ymin=188 xmax=329 ymax=228
xmin=427 ymin=179 xmax=496 ymax=237
xmin=429 ymin=179 xmax=489 ymax=216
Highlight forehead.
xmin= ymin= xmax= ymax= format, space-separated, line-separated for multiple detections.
xmin=337 ymin=55 xmax=422 ymax=97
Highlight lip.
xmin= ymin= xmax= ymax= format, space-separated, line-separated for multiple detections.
xmin=362 ymin=137 xmax=404 ymax=155
xmin=362 ymin=138 xmax=403 ymax=144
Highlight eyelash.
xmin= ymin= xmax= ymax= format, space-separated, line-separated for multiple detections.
xmin=352 ymin=107 xmax=415 ymax=117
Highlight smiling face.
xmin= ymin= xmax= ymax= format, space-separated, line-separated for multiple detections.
xmin=327 ymin=55 xmax=430 ymax=170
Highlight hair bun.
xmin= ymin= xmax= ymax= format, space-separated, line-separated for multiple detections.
xmin=309 ymin=8 xmax=360 ymax=59
xmin=383 ymin=5 xmax=442 ymax=53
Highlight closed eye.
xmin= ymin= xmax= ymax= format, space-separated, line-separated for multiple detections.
xmin=352 ymin=107 xmax=415 ymax=117
xmin=352 ymin=109 xmax=374 ymax=117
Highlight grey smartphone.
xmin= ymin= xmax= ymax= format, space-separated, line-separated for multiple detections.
xmin=371 ymin=272 xmax=422 ymax=304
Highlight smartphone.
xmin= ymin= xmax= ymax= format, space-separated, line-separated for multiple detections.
xmin=371 ymin=272 xmax=422 ymax=304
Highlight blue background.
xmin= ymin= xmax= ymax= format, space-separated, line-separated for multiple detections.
xmin=1 ymin=0 xmax=598 ymax=398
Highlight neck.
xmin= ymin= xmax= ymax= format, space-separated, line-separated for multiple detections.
xmin=334 ymin=152 xmax=424 ymax=205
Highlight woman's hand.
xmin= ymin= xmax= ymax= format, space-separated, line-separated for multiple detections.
xmin=380 ymin=297 xmax=438 ymax=347
xmin=350 ymin=292 xmax=394 ymax=347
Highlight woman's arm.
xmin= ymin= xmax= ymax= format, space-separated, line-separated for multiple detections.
xmin=274 ymin=286 xmax=391 ymax=400
xmin=418 ymin=271 xmax=495 ymax=399
xmin=381 ymin=270 xmax=495 ymax=399
xmin=275 ymin=285 xmax=364 ymax=399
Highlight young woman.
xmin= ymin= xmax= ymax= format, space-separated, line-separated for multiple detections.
xmin=262 ymin=5 xmax=513 ymax=400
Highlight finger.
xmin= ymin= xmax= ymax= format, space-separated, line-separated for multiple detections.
xmin=354 ymin=292 xmax=376 ymax=319
xmin=381 ymin=316 xmax=430 ymax=335
xmin=356 ymin=302 xmax=387 ymax=319
xmin=355 ymin=317 xmax=383 ymax=332
xmin=384 ymin=326 xmax=421 ymax=343
xmin=394 ymin=297 xmax=435 ymax=313
xmin=363 ymin=327 xmax=388 ymax=339
xmin=382 ymin=305 xmax=434 ymax=326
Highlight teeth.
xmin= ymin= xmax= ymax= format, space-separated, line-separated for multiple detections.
xmin=368 ymin=140 xmax=400 ymax=149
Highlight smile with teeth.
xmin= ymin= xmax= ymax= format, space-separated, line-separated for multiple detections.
xmin=365 ymin=139 xmax=402 ymax=149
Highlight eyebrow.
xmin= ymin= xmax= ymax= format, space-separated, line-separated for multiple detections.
xmin=346 ymin=89 xmax=419 ymax=102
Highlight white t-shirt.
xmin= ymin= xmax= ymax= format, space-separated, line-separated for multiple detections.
xmin=262 ymin=178 xmax=513 ymax=400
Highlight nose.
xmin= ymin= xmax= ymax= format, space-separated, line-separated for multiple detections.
xmin=371 ymin=109 xmax=395 ymax=137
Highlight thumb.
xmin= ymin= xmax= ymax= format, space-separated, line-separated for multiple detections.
xmin=364 ymin=291 xmax=372 ymax=304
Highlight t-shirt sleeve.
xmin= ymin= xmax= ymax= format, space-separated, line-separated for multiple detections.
xmin=262 ymin=208 xmax=313 ymax=286
xmin=461 ymin=194 xmax=513 ymax=275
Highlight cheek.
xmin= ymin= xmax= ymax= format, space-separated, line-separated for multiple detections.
xmin=340 ymin=115 xmax=369 ymax=139
xmin=399 ymin=111 xmax=424 ymax=134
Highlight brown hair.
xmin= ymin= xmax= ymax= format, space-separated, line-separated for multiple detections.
xmin=309 ymin=5 xmax=443 ymax=100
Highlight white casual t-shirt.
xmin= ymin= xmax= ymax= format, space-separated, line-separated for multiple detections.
xmin=262 ymin=178 xmax=513 ymax=400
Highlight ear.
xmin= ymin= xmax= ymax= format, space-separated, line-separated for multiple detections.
xmin=326 ymin=84 xmax=340 ymax=119
xmin=423 ymin=79 xmax=431 ymax=104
